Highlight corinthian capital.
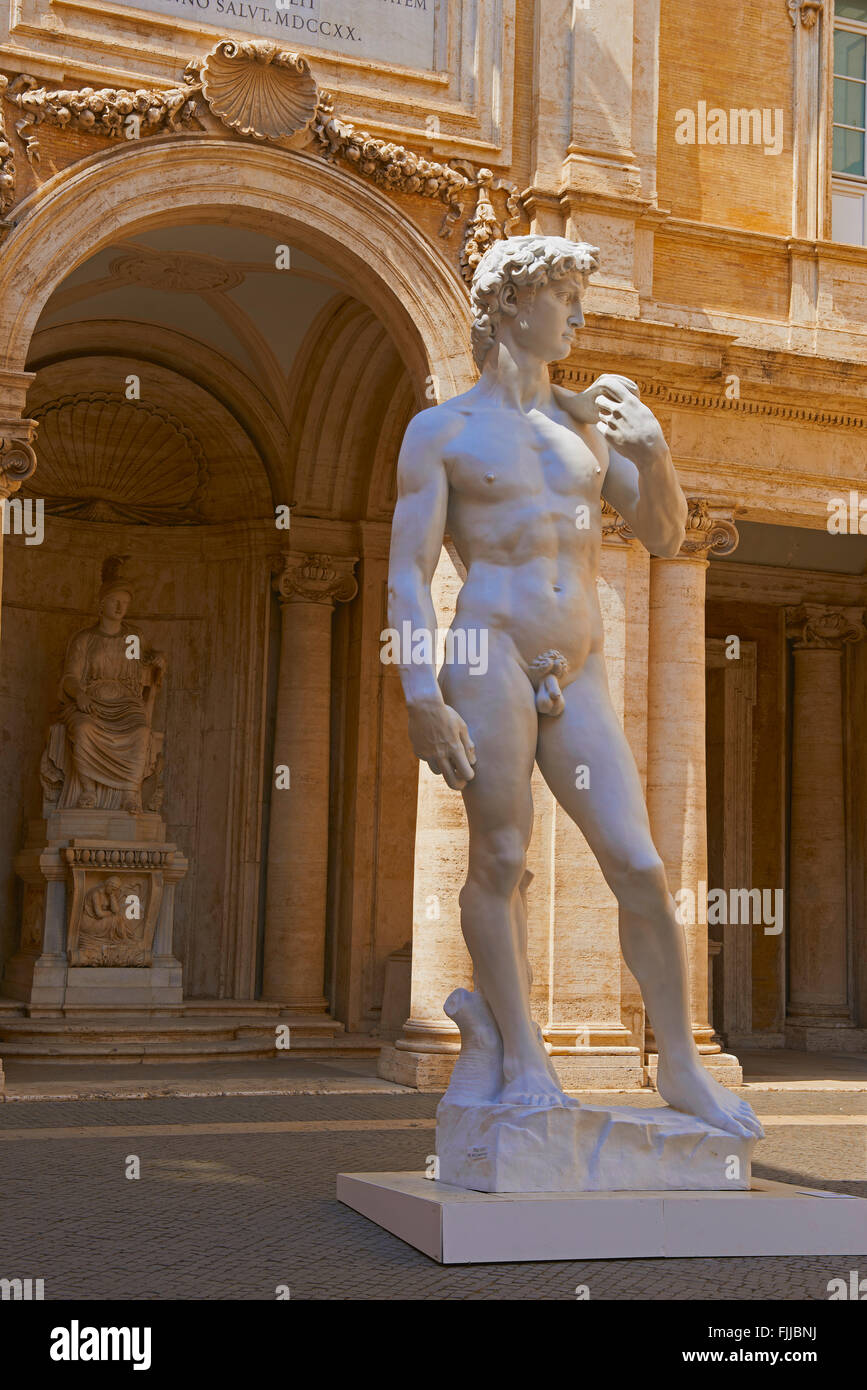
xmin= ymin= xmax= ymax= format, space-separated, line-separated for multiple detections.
xmin=0 ymin=430 xmax=37 ymax=499
xmin=680 ymin=499 xmax=739 ymax=558
xmin=785 ymin=603 xmax=866 ymax=650
xmin=272 ymin=551 xmax=358 ymax=607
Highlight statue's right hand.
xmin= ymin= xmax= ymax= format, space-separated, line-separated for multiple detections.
xmin=407 ymin=699 xmax=476 ymax=790
xmin=76 ymin=694 xmax=94 ymax=714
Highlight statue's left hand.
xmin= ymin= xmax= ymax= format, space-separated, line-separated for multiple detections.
xmin=594 ymin=377 xmax=665 ymax=464
xmin=566 ymin=373 xmax=639 ymax=424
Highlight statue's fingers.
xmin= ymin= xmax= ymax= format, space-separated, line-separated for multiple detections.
xmin=608 ymin=374 xmax=639 ymax=397
xmin=595 ymin=377 xmax=629 ymax=401
xmin=441 ymin=760 xmax=467 ymax=791
xmin=450 ymin=743 xmax=475 ymax=784
xmin=458 ymin=723 xmax=477 ymax=765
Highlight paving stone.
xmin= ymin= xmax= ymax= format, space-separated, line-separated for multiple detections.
xmin=0 ymin=1091 xmax=864 ymax=1300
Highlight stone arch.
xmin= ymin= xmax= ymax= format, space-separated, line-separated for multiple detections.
xmin=0 ymin=136 xmax=476 ymax=412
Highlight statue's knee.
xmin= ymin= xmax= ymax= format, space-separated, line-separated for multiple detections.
xmin=468 ymin=827 xmax=528 ymax=893
xmin=611 ymin=853 xmax=669 ymax=915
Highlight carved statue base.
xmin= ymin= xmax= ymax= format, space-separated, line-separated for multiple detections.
xmin=3 ymin=810 xmax=187 ymax=1010
xmin=436 ymin=1099 xmax=753 ymax=1194
xmin=434 ymin=986 xmax=753 ymax=1192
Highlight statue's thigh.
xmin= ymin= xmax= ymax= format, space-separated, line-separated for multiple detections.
xmin=440 ymin=639 xmax=537 ymax=836
xmin=535 ymin=656 xmax=656 ymax=870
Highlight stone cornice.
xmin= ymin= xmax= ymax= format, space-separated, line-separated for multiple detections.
xmin=554 ymin=354 xmax=867 ymax=433
xmin=708 ymin=562 xmax=867 ymax=608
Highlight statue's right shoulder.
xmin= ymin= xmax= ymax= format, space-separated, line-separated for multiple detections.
xmin=402 ymin=398 xmax=466 ymax=453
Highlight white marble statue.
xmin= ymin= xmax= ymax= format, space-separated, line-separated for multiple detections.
xmin=41 ymin=555 xmax=166 ymax=814
xmin=388 ymin=235 xmax=762 ymax=1143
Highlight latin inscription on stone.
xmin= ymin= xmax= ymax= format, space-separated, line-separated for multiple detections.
xmin=104 ymin=0 xmax=440 ymax=72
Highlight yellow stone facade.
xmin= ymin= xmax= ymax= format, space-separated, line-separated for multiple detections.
xmin=0 ymin=0 xmax=865 ymax=1085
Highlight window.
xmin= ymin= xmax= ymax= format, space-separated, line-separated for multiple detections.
xmin=832 ymin=2 xmax=867 ymax=244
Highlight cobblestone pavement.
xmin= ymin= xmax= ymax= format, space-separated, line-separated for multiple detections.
xmin=1 ymin=1090 xmax=865 ymax=1300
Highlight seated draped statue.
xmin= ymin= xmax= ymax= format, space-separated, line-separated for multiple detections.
xmin=41 ymin=556 xmax=166 ymax=814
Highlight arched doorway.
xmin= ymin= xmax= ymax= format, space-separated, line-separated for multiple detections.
xmin=0 ymin=137 xmax=475 ymax=1055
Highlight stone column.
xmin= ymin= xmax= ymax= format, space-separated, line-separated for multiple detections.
xmin=785 ymin=603 xmax=866 ymax=1049
xmin=645 ymin=500 xmax=742 ymax=1080
xmin=378 ymin=545 xmax=473 ymax=1088
xmin=0 ymin=413 xmax=38 ymax=652
xmin=262 ymin=551 xmax=357 ymax=1014
xmin=0 ymin=382 xmax=38 ymax=1056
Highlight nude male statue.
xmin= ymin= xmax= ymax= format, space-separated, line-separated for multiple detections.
xmin=387 ymin=235 xmax=762 ymax=1141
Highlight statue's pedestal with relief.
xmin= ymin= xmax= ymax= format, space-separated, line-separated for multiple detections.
xmin=3 ymin=808 xmax=187 ymax=1011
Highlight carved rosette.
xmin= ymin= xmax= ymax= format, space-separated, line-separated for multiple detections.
xmin=0 ymin=430 xmax=38 ymax=498
xmin=680 ymin=499 xmax=739 ymax=558
xmin=199 ymin=41 xmax=319 ymax=142
xmin=272 ymin=552 xmax=358 ymax=608
xmin=785 ymin=603 xmax=866 ymax=651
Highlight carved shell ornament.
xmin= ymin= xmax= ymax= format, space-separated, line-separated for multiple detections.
xmin=28 ymin=393 xmax=208 ymax=524
xmin=200 ymin=40 xmax=319 ymax=142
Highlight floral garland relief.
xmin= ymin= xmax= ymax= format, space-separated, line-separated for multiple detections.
xmin=0 ymin=39 xmax=521 ymax=281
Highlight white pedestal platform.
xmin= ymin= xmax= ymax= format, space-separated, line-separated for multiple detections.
xmin=337 ymin=1172 xmax=867 ymax=1264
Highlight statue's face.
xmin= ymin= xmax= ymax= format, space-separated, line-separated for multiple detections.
xmin=501 ymin=272 xmax=585 ymax=363
xmin=101 ymin=589 xmax=131 ymax=621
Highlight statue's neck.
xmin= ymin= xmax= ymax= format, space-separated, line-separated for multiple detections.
xmin=477 ymin=340 xmax=553 ymax=412
xmin=98 ymin=618 xmax=123 ymax=637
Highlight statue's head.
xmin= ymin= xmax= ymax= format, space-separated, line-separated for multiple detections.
xmin=470 ymin=235 xmax=600 ymax=369
xmin=98 ymin=554 xmax=133 ymax=622
xmin=99 ymin=588 xmax=132 ymax=621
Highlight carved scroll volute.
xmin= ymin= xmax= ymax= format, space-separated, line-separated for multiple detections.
xmin=0 ymin=430 xmax=38 ymax=498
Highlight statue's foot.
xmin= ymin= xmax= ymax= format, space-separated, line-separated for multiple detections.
xmin=498 ymin=1059 xmax=578 ymax=1110
xmin=534 ymin=1022 xmax=562 ymax=1088
xmin=656 ymin=1056 xmax=764 ymax=1140
xmin=123 ymin=794 xmax=142 ymax=814
xmin=442 ymin=988 xmax=504 ymax=1105
xmin=78 ymin=792 xmax=96 ymax=808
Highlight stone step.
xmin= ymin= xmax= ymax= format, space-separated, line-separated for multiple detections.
xmin=0 ymin=1037 xmax=276 ymax=1058
xmin=0 ymin=1016 xmax=337 ymax=1038
xmin=1 ymin=1034 xmax=380 ymax=1063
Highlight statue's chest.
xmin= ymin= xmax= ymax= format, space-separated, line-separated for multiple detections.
xmin=444 ymin=410 xmax=603 ymax=505
xmin=86 ymin=633 xmax=137 ymax=682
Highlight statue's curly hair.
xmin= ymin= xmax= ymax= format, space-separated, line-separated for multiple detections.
xmin=470 ymin=235 xmax=600 ymax=368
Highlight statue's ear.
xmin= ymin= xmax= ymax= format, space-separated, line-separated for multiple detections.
xmin=497 ymin=281 xmax=518 ymax=319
